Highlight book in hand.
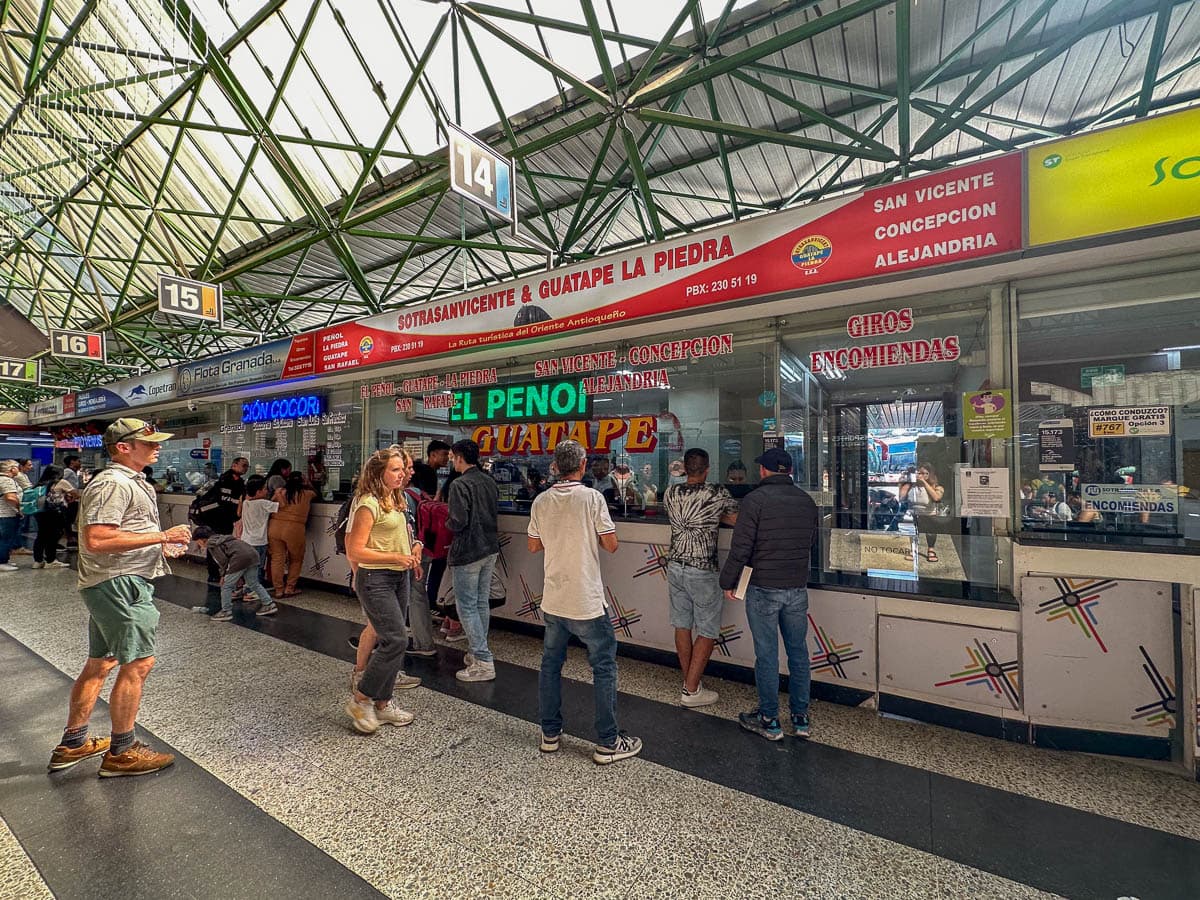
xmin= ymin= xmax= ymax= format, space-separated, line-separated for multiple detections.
xmin=733 ymin=566 xmax=753 ymax=600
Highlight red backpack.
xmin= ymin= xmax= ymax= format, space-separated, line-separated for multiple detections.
xmin=417 ymin=499 xmax=454 ymax=559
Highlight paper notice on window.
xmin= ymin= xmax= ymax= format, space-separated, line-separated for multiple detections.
xmin=1088 ymin=406 xmax=1170 ymax=438
xmin=957 ymin=467 xmax=1010 ymax=518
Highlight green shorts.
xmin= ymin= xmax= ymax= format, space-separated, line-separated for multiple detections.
xmin=81 ymin=575 xmax=160 ymax=664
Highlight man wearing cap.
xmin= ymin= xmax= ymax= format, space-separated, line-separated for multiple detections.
xmin=718 ymin=448 xmax=818 ymax=742
xmin=47 ymin=418 xmax=193 ymax=778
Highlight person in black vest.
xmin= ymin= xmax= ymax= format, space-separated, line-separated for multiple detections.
xmin=719 ymin=449 xmax=818 ymax=742
xmin=202 ymin=457 xmax=248 ymax=584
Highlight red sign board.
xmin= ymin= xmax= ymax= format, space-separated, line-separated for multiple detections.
xmin=297 ymin=155 xmax=1020 ymax=375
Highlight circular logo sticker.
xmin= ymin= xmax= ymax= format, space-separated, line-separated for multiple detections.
xmin=359 ymin=335 xmax=375 ymax=356
xmin=1042 ymin=153 xmax=1062 ymax=169
xmin=791 ymin=235 xmax=832 ymax=270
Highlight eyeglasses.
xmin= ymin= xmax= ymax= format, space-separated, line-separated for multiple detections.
xmin=112 ymin=423 xmax=156 ymax=443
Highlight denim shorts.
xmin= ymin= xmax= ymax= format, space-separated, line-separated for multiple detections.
xmin=666 ymin=561 xmax=724 ymax=639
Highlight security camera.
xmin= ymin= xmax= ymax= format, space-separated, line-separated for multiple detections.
xmin=187 ymin=399 xmax=198 ymax=412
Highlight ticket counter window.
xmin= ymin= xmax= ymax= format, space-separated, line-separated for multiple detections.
xmin=1017 ymin=278 xmax=1200 ymax=549
xmin=153 ymin=408 xmax=224 ymax=493
xmin=782 ymin=291 xmax=1012 ymax=598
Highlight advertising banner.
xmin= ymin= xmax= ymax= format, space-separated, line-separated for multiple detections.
xmin=314 ymin=155 xmax=1022 ymax=374
xmin=73 ymin=368 xmax=179 ymax=416
xmin=1081 ymin=483 xmax=1178 ymax=515
xmin=176 ymin=337 xmax=315 ymax=397
xmin=29 ymin=396 xmax=65 ymax=425
xmin=1027 ymin=106 xmax=1200 ymax=246
xmin=1088 ymin=406 xmax=1170 ymax=438
xmin=962 ymin=389 xmax=1012 ymax=439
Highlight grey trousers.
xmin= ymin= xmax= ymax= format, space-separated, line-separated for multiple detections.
xmin=356 ymin=568 xmax=409 ymax=701
xmin=408 ymin=568 xmax=435 ymax=652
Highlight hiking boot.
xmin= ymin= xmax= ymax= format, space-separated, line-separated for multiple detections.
xmin=47 ymin=736 xmax=110 ymax=771
xmin=345 ymin=696 xmax=379 ymax=734
xmin=593 ymin=733 xmax=642 ymax=765
xmin=374 ymin=701 xmax=414 ymax=727
xmin=455 ymin=660 xmax=496 ymax=682
xmin=98 ymin=741 xmax=175 ymax=777
xmin=680 ymin=684 xmax=719 ymax=708
xmin=738 ymin=710 xmax=783 ymax=741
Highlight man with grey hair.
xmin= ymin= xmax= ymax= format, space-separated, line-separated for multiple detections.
xmin=0 ymin=459 xmax=22 ymax=571
xmin=528 ymin=440 xmax=642 ymax=765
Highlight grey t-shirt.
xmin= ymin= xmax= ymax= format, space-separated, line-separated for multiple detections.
xmin=77 ymin=463 xmax=168 ymax=590
xmin=0 ymin=475 xmax=20 ymax=518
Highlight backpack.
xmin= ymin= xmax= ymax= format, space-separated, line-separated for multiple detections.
xmin=188 ymin=483 xmax=222 ymax=527
xmin=20 ymin=485 xmax=45 ymax=516
xmin=417 ymin=499 xmax=454 ymax=559
xmin=332 ymin=495 xmax=354 ymax=555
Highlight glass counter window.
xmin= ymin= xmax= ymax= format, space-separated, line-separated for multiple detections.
xmin=1017 ymin=284 xmax=1199 ymax=549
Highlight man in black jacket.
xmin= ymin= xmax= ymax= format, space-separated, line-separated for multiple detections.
xmin=719 ymin=448 xmax=818 ymax=741
xmin=446 ymin=439 xmax=500 ymax=683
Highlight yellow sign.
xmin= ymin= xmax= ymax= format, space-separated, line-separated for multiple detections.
xmin=1027 ymin=106 xmax=1200 ymax=246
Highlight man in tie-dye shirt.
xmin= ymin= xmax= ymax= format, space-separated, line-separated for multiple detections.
xmin=662 ymin=448 xmax=738 ymax=709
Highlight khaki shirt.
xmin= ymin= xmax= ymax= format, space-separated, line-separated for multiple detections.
xmin=77 ymin=463 xmax=169 ymax=590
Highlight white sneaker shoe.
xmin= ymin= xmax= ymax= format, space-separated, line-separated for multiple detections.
xmin=345 ymin=696 xmax=379 ymax=734
xmin=374 ymin=701 xmax=414 ymax=726
xmin=394 ymin=672 xmax=422 ymax=690
xmin=455 ymin=660 xmax=496 ymax=682
xmin=0 ymin=563 xmax=18 ymax=572
xmin=32 ymin=562 xmax=45 ymax=569
xmin=47 ymin=560 xmax=70 ymax=568
xmin=681 ymin=685 xmax=720 ymax=708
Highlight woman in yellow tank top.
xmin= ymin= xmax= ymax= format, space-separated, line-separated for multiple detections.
xmin=343 ymin=448 xmax=423 ymax=734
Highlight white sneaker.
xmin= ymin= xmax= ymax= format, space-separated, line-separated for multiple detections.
xmin=374 ymin=701 xmax=414 ymax=727
xmin=47 ymin=560 xmax=70 ymax=568
xmin=32 ymin=562 xmax=45 ymax=569
xmin=455 ymin=660 xmax=496 ymax=682
xmin=345 ymin=696 xmax=379 ymax=734
xmin=0 ymin=563 xmax=18 ymax=572
xmin=394 ymin=672 xmax=422 ymax=690
xmin=681 ymin=685 xmax=720 ymax=708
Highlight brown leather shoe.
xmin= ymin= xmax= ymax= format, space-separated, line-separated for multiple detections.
xmin=47 ymin=736 xmax=110 ymax=771
xmin=98 ymin=741 xmax=175 ymax=778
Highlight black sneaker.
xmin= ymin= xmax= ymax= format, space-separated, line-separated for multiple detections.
xmin=539 ymin=732 xmax=560 ymax=753
xmin=593 ymin=733 xmax=642 ymax=765
xmin=791 ymin=713 xmax=811 ymax=739
xmin=739 ymin=710 xmax=783 ymax=741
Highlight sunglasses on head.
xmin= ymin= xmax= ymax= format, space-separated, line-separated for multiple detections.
xmin=113 ymin=423 xmax=156 ymax=443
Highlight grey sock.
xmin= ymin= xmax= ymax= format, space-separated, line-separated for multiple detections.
xmin=61 ymin=725 xmax=88 ymax=749
xmin=110 ymin=729 xmax=135 ymax=756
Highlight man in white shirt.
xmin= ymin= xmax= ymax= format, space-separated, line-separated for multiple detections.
xmin=0 ymin=459 xmax=22 ymax=571
xmin=527 ymin=440 xmax=641 ymax=765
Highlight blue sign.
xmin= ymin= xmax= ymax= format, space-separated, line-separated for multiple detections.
xmin=241 ymin=394 xmax=324 ymax=424
xmin=190 ymin=449 xmax=209 ymax=460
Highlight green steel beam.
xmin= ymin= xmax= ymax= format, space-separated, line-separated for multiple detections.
xmin=343 ymin=228 xmax=546 ymax=255
xmin=1136 ymin=0 xmax=1174 ymax=117
xmin=579 ymin=0 xmax=620 ymax=99
xmin=634 ymin=107 xmax=896 ymax=162
xmin=618 ymin=116 xmax=662 ymax=241
xmin=703 ymin=78 xmax=738 ymax=221
xmin=621 ymin=0 xmax=701 ymax=99
xmin=23 ymin=0 xmax=55 ymax=94
xmin=913 ymin=0 xmax=1026 ymax=92
xmin=462 ymin=2 xmax=692 ymax=59
xmin=560 ymin=119 xmax=619 ymax=250
xmin=26 ymin=0 xmax=96 ymax=95
xmin=895 ymin=0 xmax=910 ymax=174
xmin=457 ymin=4 xmax=613 ymax=109
xmin=632 ymin=0 xmax=892 ymax=106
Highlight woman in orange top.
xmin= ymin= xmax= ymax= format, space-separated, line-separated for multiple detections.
xmin=268 ymin=472 xmax=315 ymax=598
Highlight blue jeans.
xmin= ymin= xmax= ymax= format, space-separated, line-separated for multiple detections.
xmin=744 ymin=586 xmax=811 ymax=719
xmin=539 ymin=612 xmax=619 ymax=746
xmin=221 ymin=564 xmax=273 ymax=612
xmin=451 ymin=553 xmax=497 ymax=664
xmin=0 ymin=516 xmax=18 ymax=564
xmin=251 ymin=544 xmax=268 ymax=585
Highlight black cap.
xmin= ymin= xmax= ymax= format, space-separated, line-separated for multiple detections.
xmin=755 ymin=448 xmax=792 ymax=473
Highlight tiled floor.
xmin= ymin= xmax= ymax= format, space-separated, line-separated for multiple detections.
xmin=3 ymin=565 xmax=1199 ymax=898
